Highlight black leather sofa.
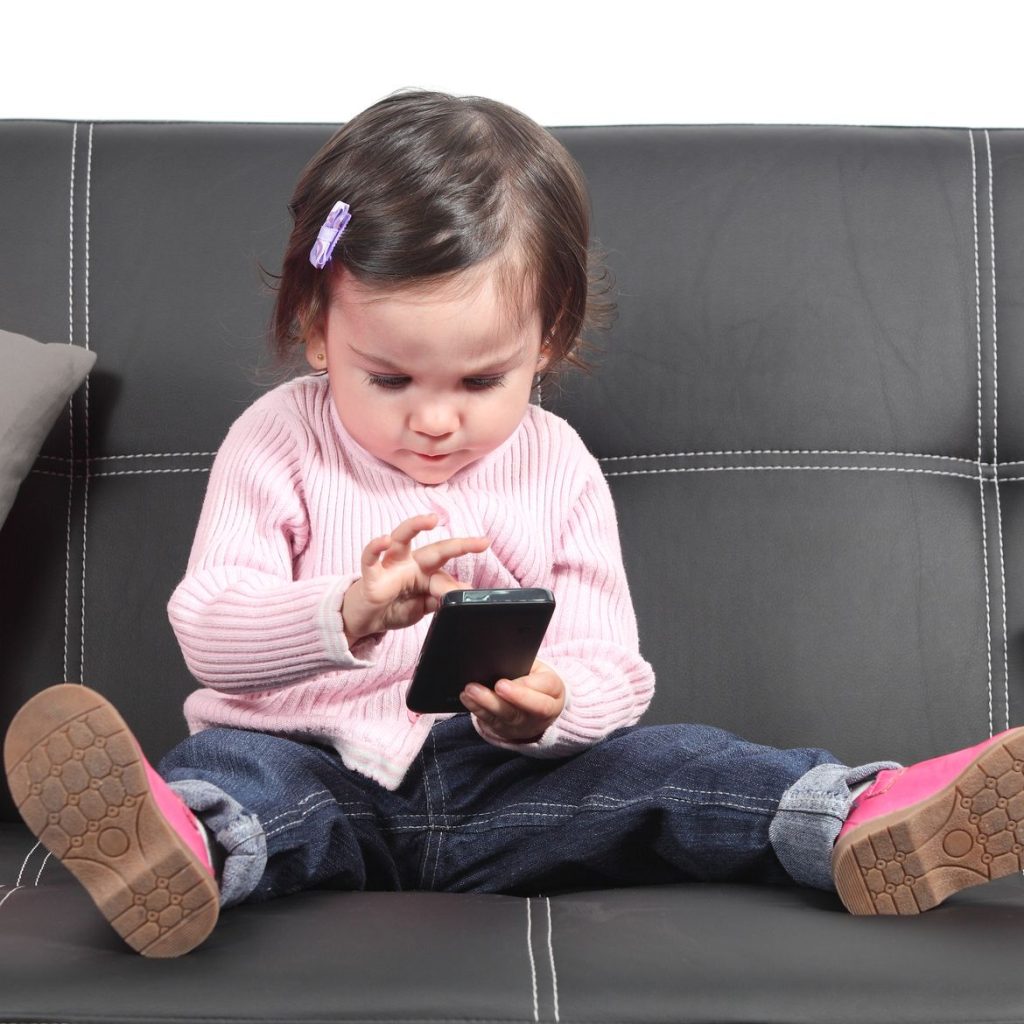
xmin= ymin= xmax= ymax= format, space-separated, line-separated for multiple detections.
xmin=2 ymin=118 xmax=1023 ymax=1024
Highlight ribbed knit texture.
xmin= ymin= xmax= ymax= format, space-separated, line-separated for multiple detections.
xmin=167 ymin=373 xmax=656 ymax=791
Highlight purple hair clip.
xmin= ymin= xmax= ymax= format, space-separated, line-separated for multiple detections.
xmin=309 ymin=200 xmax=352 ymax=269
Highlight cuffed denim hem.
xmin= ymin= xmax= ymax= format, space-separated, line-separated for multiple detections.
xmin=768 ymin=758 xmax=904 ymax=891
xmin=167 ymin=778 xmax=267 ymax=909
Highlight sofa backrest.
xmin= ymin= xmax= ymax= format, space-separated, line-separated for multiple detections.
xmin=3 ymin=120 xmax=1021 ymax=824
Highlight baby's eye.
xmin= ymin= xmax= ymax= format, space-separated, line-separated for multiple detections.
xmin=462 ymin=375 xmax=507 ymax=391
xmin=364 ymin=373 xmax=507 ymax=391
xmin=365 ymin=374 xmax=406 ymax=390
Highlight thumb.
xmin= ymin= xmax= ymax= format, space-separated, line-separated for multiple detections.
xmin=426 ymin=574 xmax=473 ymax=613
xmin=429 ymin=571 xmax=465 ymax=598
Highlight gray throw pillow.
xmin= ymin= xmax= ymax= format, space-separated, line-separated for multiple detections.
xmin=0 ymin=328 xmax=97 ymax=529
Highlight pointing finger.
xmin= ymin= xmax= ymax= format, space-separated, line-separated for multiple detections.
xmin=415 ymin=535 xmax=491 ymax=572
xmin=386 ymin=514 xmax=440 ymax=551
xmin=361 ymin=535 xmax=392 ymax=569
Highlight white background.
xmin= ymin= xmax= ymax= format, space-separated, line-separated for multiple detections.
xmin=3 ymin=0 xmax=1022 ymax=128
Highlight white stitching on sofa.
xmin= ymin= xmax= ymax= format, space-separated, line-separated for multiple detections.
xmin=525 ymin=898 xmax=540 ymax=1022
xmin=33 ymin=851 xmax=53 ymax=886
xmin=31 ymin=464 xmax=1014 ymax=482
xmin=90 ymin=468 xmax=211 ymax=478
xmin=62 ymin=123 xmax=78 ymax=687
xmin=1 ymin=840 xmax=52 ymax=905
xmin=93 ymin=451 xmax=218 ymax=460
xmin=79 ymin=122 xmax=95 ymax=687
xmin=545 ymin=897 xmax=560 ymax=1023
xmin=61 ymin=464 xmax=73 ymax=683
xmin=30 ymin=446 xmax=994 ymax=466
xmin=38 ymin=452 xmax=219 ymax=462
xmin=0 ymin=841 xmax=50 ymax=897
xmin=602 ymin=465 xmax=997 ymax=481
xmin=601 ymin=447 xmax=981 ymax=464
xmin=9 ymin=844 xmax=40 ymax=889
xmin=985 ymin=128 xmax=1010 ymax=733
xmin=32 ymin=465 xmax=1002 ymax=481
xmin=30 ymin=446 xmax=1024 ymax=480
xmin=970 ymin=129 xmax=995 ymax=740
xmin=33 ymin=463 xmax=1024 ymax=481
xmin=0 ymin=887 xmax=24 ymax=910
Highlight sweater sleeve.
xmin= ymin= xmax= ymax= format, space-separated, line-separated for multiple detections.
xmin=471 ymin=450 xmax=655 ymax=755
xmin=167 ymin=405 xmax=384 ymax=694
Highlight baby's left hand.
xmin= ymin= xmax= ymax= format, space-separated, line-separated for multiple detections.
xmin=460 ymin=658 xmax=565 ymax=744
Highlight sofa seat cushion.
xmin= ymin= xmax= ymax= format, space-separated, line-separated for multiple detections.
xmin=2 ymin=821 xmax=1022 ymax=1023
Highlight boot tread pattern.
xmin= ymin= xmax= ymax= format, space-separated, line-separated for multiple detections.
xmin=4 ymin=686 xmax=218 ymax=957
xmin=833 ymin=730 xmax=1024 ymax=914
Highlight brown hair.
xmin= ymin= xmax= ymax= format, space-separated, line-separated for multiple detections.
xmin=256 ymin=87 xmax=617 ymax=395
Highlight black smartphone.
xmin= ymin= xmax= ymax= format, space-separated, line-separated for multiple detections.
xmin=405 ymin=588 xmax=556 ymax=714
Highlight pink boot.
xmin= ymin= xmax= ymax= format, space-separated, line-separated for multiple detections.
xmin=832 ymin=725 xmax=1024 ymax=914
xmin=3 ymin=684 xmax=220 ymax=956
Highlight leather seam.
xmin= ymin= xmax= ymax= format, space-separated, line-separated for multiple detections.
xmin=983 ymin=127 xmax=1010 ymax=734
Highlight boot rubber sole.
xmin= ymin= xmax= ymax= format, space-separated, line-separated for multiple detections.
xmin=3 ymin=684 xmax=219 ymax=956
xmin=832 ymin=726 xmax=1024 ymax=914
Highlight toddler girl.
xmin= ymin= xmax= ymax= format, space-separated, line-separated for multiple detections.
xmin=5 ymin=88 xmax=1024 ymax=958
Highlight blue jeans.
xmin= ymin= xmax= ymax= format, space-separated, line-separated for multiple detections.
xmin=157 ymin=717 xmax=901 ymax=909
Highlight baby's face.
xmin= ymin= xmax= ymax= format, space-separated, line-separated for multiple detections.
xmin=305 ymin=263 xmax=549 ymax=486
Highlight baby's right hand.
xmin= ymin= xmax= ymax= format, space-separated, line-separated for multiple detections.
xmin=341 ymin=513 xmax=491 ymax=644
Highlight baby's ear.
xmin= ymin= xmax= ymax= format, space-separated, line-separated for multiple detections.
xmin=537 ymin=340 xmax=553 ymax=372
xmin=303 ymin=332 xmax=326 ymax=370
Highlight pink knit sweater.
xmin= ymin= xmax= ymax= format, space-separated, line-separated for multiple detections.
xmin=166 ymin=373 xmax=655 ymax=791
